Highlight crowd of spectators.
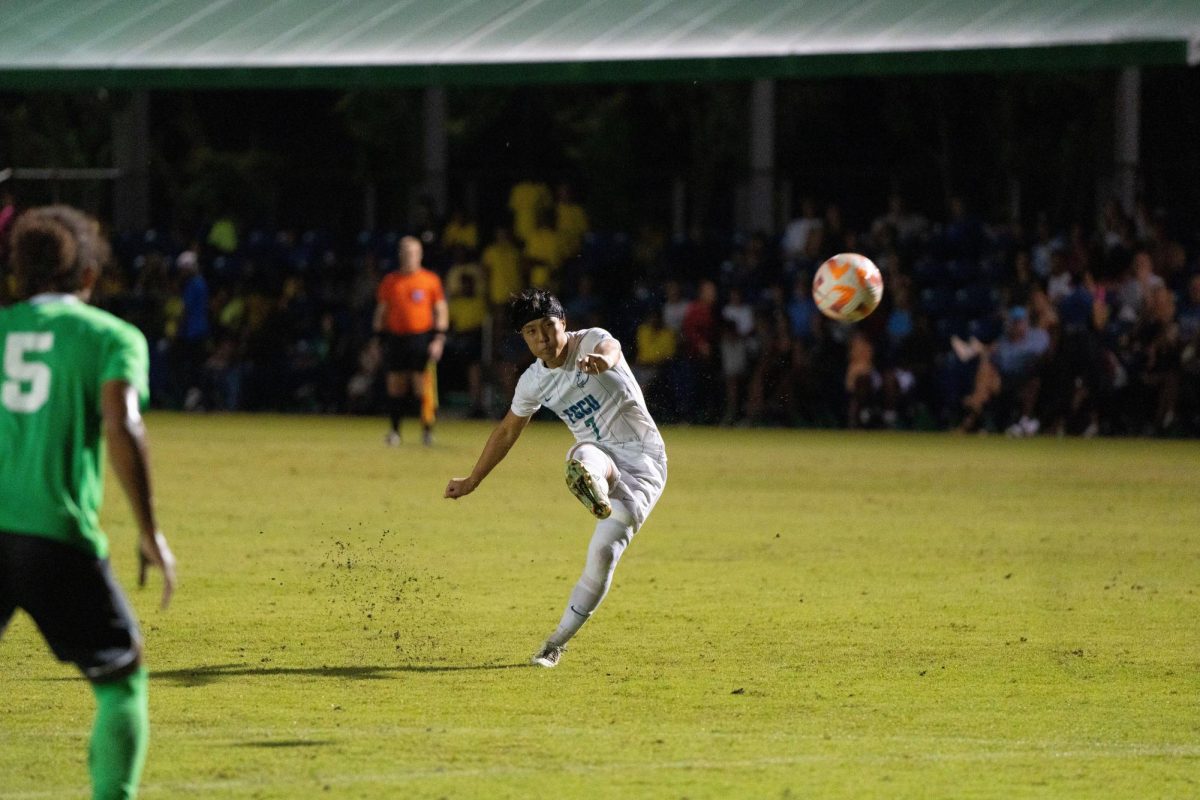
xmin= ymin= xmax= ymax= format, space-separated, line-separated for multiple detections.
xmin=617 ymin=195 xmax=1200 ymax=438
xmin=2 ymin=184 xmax=1198 ymax=437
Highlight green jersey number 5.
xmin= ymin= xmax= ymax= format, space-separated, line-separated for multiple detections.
xmin=2 ymin=332 xmax=55 ymax=413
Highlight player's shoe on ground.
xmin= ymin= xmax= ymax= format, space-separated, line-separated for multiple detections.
xmin=422 ymin=429 xmax=434 ymax=447
xmin=384 ymin=431 xmax=401 ymax=447
xmin=565 ymin=459 xmax=611 ymax=519
xmin=531 ymin=641 xmax=566 ymax=668
xmin=1005 ymin=416 xmax=1040 ymax=438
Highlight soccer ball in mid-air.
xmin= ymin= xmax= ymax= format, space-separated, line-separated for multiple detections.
xmin=812 ymin=252 xmax=884 ymax=322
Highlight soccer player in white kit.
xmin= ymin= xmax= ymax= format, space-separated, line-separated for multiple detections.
xmin=444 ymin=289 xmax=667 ymax=668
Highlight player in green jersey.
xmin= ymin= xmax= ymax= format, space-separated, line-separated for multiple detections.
xmin=0 ymin=205 xmax=176 ymax=800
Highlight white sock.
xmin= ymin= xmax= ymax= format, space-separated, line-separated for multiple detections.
xmin=549 ymin=578 xmax=604 ymax=647
xmin=548 ymin=511 xmax=634 ymax=646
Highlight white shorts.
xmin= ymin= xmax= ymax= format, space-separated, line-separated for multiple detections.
xmin=567 ymin=441 xmax=667 ymax=532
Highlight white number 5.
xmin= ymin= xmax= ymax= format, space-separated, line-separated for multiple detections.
xmin=2 ymin=333 xmax=55 ymax=413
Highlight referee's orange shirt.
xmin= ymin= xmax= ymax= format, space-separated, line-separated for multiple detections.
xmin=377 ymin=268 xmax=445 ymax=335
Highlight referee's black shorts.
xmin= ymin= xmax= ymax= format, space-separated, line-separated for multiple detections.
xmin=0 ymin=531 xmax=142 ymax=682
xmin=382 ymin=331 xmax=433 ymax=373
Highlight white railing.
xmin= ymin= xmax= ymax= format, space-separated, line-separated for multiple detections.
xmin=0 ymin=167 xmax=121 ymax=183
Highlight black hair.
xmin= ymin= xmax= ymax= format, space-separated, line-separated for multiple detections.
xmin=509 ymin=288 xmax=564 ymax=331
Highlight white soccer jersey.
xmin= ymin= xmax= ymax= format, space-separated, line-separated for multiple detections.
xmin=511 ymin=328 xmax=665 ymax=456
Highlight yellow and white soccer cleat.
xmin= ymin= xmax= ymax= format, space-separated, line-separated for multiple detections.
xmin=564 ymin=458 xmax=611 ymax=520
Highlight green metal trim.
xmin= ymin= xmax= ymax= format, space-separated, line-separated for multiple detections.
xmin=0 ymin=40 xmax=1189 ymax=90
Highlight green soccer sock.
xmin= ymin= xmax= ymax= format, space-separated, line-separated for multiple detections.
xmin=89 ymin=667 xmax=149 ymax=800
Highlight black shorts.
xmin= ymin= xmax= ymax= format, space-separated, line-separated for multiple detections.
xmin=0 ymin=531 xmax=142 ymax=682
xmin=383 ymin=332 xmax=433 ymax=374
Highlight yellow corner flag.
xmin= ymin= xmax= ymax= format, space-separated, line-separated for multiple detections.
xmin=420 ymin=360 xmax=439 ymax=426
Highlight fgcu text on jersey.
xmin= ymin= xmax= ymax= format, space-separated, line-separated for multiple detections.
xmin=510 ymin=327 xmax=664 ymax=453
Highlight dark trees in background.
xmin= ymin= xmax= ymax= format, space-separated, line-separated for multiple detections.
xmin=1 ymin=67 xmax=1197 ymax=237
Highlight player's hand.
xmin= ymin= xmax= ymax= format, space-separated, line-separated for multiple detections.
xmin=138 ymin=530 xmax=177 ymax=610
xmin=577 ymin=352 xmax=610 ymax=374
xmin=428 ymin=336 xmax=445 ymax=363
xmin=444 ymin=477 xmax=478 ymax=499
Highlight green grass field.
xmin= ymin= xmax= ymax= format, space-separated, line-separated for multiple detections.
xmin=1 ymin=414 xmax=1198 ymax=799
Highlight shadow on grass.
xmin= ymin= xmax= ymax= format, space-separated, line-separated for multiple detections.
xmin=40 ymin=662 xmax=528 ymax=687
xmin=149 ymin=661 xmax=528 ymax=687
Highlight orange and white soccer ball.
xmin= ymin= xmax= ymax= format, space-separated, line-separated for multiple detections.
xmin=812 ymin=252 xmax=884 ymax=322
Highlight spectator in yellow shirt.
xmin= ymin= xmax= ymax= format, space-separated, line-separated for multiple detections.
xmin=446 ymin=253 xmax=488 ymax=417
xmin=508 ymin=179 xmax=553 ymax=244
xmin=524 ymin=207 xmax=562 ymax=290
xmin=442 ymin=208 xmax=478 ymax=253
xmin=634 ymin=308 xmax=678 ymax=404
xmin=555 ymin=183 xmax=589 ymax=261
xmin=207 ymin=213 xmax=238 ymax=254
xmin=482 ymin=226 xmax=523 ymax=322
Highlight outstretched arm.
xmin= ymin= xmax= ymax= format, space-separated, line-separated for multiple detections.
xmin=102 ymin=380 xmax=176 ymax=609
xmin=576 ymin=337 xmax=622 ymax=374
xmin=444 ymin=410 xmax=531 ymax=499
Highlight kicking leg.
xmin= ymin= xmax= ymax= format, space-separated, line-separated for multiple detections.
xmin=564 ymin=442 xmax=618 ymax=520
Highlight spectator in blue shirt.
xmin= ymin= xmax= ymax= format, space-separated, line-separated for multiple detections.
xmin=955 ymin=306 xmax=1050 ymax=435
xmin=174 ymin=251 xmax=211 ymax=409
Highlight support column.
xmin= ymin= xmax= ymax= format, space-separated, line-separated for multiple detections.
xmin=112 ymin=90 xmax=150 ymax=231
xmin=748 ymin=78 xmax=775 ymax=233
xmin=1113 ymin=67 xmax=1140 ymax=216
xmin=422 ymin=86 xmax=448 ymax=218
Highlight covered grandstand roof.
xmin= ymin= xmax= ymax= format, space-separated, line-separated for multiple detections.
xmin=0 ymin=0 xmax=1198 ymax=90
